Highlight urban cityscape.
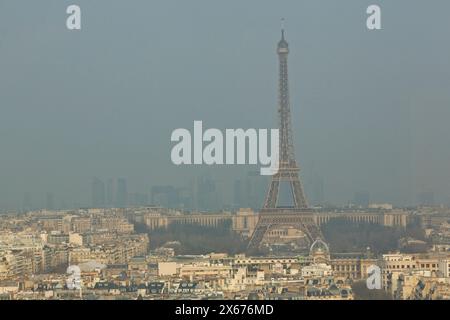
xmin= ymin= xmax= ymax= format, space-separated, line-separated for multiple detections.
xmin=0 ymin=30 xmax=450 ymax=300
xmin=1 ymin=200 xmax=450 ymax=300
xmin=1 ymin=26 xmax=450 ymax=301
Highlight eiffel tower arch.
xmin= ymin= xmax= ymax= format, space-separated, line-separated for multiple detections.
xmin=247 ymin=28 xmax=324 ymax=254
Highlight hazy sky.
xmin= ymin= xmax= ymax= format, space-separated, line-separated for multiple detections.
xmin=1 ymin=0 xmax=450 ymax=210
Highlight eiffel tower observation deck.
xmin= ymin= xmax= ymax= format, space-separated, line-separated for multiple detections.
xmin=247 ymin=27 xmax=324 ymax=253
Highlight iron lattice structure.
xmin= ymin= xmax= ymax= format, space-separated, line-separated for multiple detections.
xmin=247 ymin=30 xmax=323 ymax=253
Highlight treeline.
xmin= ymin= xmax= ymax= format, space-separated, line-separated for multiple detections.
xmin=134 ymin=216 xmax=428 ymax=256
xmin=135 ymin=220 xmax=248 ymax=255
xmin=321 ymin=218 xmax=428 ymax=254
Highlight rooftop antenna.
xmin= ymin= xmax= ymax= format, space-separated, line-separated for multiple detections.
xmin=281 ymin=18 xmax=285 ymax=39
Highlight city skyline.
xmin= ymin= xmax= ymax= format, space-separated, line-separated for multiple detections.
xmin=2 ymin=0 xmax=450 ymax=305
xmin=4 ymin=170 xmax=447 ymax=213
xmin=1 ymin=1 xmax=450 ymax=210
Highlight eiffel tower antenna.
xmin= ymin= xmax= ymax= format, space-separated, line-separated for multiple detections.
xmin=247 ymin=27 xmax=323 ymax=253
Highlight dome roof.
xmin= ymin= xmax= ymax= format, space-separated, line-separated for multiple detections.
xmin=309 ymin=239 xmax=330 ymax=255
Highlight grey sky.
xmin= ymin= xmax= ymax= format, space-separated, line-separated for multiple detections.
xmin=1 ymin=0 xmax=450 ymax=209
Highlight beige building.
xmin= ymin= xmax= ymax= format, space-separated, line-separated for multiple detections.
xmin=95 ymin=217 xmax=134 ymax=234
xmin=158 ymin=262 xmax=178 ymax=277
xmin=381 ymin=253 xmax=449 ymax=292
xmin=315 ymin=210 xmax=410 ymax=227
xmin=330 ymin=257 xmax=378 ymax=280
xmin=68 ymin=234 xmax=149 ymax=265
xmin=0 ymin=250 xmax=37 ymax=279
xmin=231 ymin=209 xmax=259 ymax=237
xmin=69 ymin=233 xmax=84 ymax=246
xmin=140 ymin=208 xmax=411 ymax=237
xmin=71 ymin=217 xmax=92 ymax=233
xmin=179 ymin=263 xmax=233 ymax=279
xmin=439 ymin=259 xmax=450 ymax=278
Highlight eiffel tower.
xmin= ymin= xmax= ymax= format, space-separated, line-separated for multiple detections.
xmin=247 ymin=28 xmax=323 ymax=253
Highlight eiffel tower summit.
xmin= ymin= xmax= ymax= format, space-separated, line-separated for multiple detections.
xmin=247 ymin=27 xmax=324 ymax=254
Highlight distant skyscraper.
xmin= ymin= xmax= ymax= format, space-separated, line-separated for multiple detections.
xmin=23 ymin=192 xmax=32 ymax=213
xmin=196 ymin=174 xmax=219 ymax=211
xmin=177 ymin=187 xmax=193 ymax=210
xmin=128 ymin=192 xmax=149 ymax=207
xmin=106 ymin=178 xmax=114 ymax=207
xmin=92 ymin=178 xmax=106 ymax=207
xmin=233 ymin=179 xmax=243 ymax=209
xmin=116 ymin=178 xmax=127 ymax=208
xmin=248 ymin=171 xmax=268 ymax=210
xmin=417 ymin=191 xmax=434 ymax=206
xmin=46 ymin=192 xmax=55 ymax=210
xmin=310 ymin=174 xmax=325 ymax=205
xmin=151 ymin=186 xmax=179 ymax=208
xmin=234 ymin=171 xmax=267 ymax=210
xmin=354 ymin=191 xmax=370 ymax=208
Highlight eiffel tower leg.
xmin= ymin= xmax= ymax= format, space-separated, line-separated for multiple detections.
xmin=247 ymin=212 xmax=325 ymax=254
xmin=247 ymin=224 xmax=269 ymax=253
xmin=263 ymin=179 xmax=279 ymax=209
xmin=300 ymin=218 xmax=323 ymax=243
xmin=291 ymin=177 xmax=308 ymax=209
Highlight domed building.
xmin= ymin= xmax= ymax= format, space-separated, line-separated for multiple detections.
xmin=309 ymin=239 xmax=330 ymax=264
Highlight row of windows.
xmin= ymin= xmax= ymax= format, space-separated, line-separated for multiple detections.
xmin=420 ymin=263 xmax=437 ymax=268
xmin=386 ymin=265 xmax=416 ymax=269
xmin=332 ymin=265 xmax=359 ymax=271
xmin=386 ymin=263 xmax=437 ymax=269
